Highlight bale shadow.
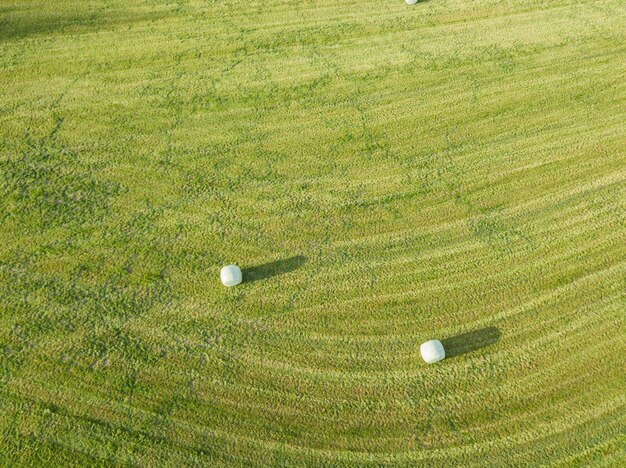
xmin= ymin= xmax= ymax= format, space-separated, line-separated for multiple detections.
xmin=441 ymin=326 xmax=501 ymax=358
xmin=242 ymin=255 xmax=306 ymax=283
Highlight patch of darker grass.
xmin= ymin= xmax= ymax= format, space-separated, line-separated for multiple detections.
xmin=84 ymin=326 xmax=160 ymax=365
xmin=0 ymin=123 xmax=120 ymax=230
xmin=0 ymin=203 xmax=176 ymax=383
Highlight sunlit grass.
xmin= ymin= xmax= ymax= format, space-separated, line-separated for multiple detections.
xmin=1 ymin=0 xmax=625 ymax=465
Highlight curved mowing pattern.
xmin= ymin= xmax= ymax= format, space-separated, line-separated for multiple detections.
xmin=1 ymin=0 xmax=625 ymax=465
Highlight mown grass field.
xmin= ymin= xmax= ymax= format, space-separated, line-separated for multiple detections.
xmin=1 ymin=0 xmax=625 ymax=465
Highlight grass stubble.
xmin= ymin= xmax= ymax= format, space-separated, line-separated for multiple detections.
xmin=0 ymin=0 xmax=625 ymax=465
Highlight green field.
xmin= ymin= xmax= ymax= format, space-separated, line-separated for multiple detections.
xmin=1 ymin=0 xmax=625 ymax=465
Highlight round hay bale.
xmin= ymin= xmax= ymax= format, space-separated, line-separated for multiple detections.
xmin=420 ymin=339 xmax=445 ymax=363
xmin=220 ymin=265 xmax=242 ymax=287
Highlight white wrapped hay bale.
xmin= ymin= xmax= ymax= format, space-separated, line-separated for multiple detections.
xmin=406 ymin=0 xmax=419 ymax=5
xmin=420 ymin=339 xmax=445 ymax=363
xmin=220 ymin=265 xmax=242 ymax=287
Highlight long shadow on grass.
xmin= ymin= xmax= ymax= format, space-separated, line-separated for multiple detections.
xmin=441 ymin=326 xmax=501 ymax=358
xmin=242 ymin=255 xmax=306 ymax=283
